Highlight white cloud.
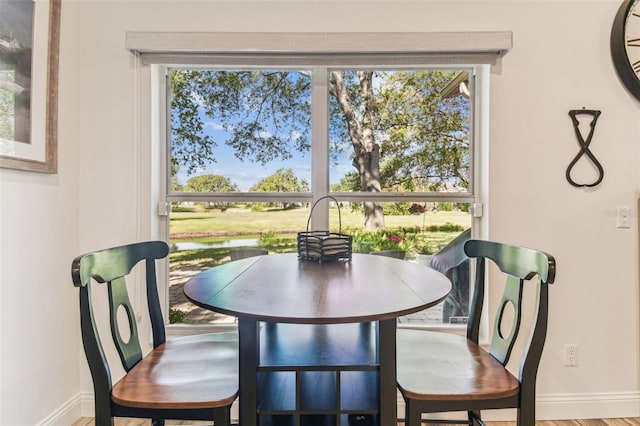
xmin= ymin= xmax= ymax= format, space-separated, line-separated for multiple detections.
xmin=205 ymin=121 xmax=225 ymax=131
xmin=189 ymin=91 xmax=205 ymax=107
xmin=294 ymin=164 xmax=311 ymax=171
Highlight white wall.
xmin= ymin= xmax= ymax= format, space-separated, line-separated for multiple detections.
xmin=0 ymin=12 xmax=81 ymax=422
xmin=1 ymin=0 xmax=639 ymax=423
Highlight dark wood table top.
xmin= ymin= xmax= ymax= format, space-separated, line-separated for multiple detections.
xmin=184 ymin=253 xmax=451 ymax=324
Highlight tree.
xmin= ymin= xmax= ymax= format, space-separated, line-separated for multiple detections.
xmin=170 ymin=70 xmax=311 ymax=176
xmin=329 ymin=71 xmax=384 ymax=229
xmin=184 ymin=174 xmax=239 ymax=209
xmin=171 ymin=176 xmax=184 ymax=192
xmin=170 ymin=69 xmax=469 ymax=230
xmin=374 ymin=71 xmax=470 ymax=192
xmin=249 ymin=168 xmax=309 ymax=209
xmin=328 ymin=71 xmax=470 ymax=194
xmin=184 ymin=174 xmax=239 ymax=193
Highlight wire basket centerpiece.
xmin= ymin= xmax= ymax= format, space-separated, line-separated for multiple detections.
xmin=298 ymin=196 xmax=352 ymax=263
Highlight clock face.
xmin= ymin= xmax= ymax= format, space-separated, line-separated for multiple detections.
xmin=612 ymin=0 xmax=640 ymax=100
xmin=624 ymin=1 xmax=640 ymax=72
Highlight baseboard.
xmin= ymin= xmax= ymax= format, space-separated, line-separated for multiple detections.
xmin=43 ymin=390 xmax=640 ymax=424
xmin=60 ymin=391 xmax=239 ymax=423
xmin=396 ymin=391 xmax=640 ymax=421
xmin=536 ymin=391 xmax=640 ymax=420
xmin=36 ymin=392 xmax=91 ymax=426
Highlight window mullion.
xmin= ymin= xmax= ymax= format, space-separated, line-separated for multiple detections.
xmin=473 ymin=64 xmax=490 ymax=240
xmin=311 ymin=67 xmax=330 ymax=230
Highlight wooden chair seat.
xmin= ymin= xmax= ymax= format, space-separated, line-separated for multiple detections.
xmin=397 ymin=329 xmax=519 ymax=402
xmin=396 ymin=239 xmax=556 ymax=425
xmin=112 ymin=332 xmax=238 ymax=410
xmin=72 ymin=241 xmax=239 ymax=425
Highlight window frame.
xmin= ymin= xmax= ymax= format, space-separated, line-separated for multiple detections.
xmin=164 ymin=65 xmax=480 ymax=230
xmin=135 ymin=32 xmax=504 ymax=335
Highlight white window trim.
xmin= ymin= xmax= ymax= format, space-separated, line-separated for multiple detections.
xmin=126 ymin=31 xmax=512 ymax=66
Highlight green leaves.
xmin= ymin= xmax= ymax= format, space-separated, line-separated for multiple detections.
xmin=184 ymin=174 xmax=239 ymax=193
xmin=249 ymin=168 xmax=309 ymax=193
xmin=170 ymin=68 xmax=472 ymax=230
xmin=374 ymin=70 xmax=470 ymax=191
xmin=170 ymin=70 xmax=311 ymax=175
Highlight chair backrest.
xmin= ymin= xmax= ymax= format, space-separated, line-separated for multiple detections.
xmin=429 ymin=229 xmax=471 ymax=322
xmin=230 ymin=247 xmax=268 ymax=261
xmin=370 ymin=250 xmax=406 ymax=259
xmin=71 ymin=241 xmax=170 ymax=397
xmin=463 ymin=239 xmax=556 ymax=391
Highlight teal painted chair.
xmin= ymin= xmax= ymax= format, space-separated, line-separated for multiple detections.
xmin=397 ymin=239 xmax=556 ymax=426
xmin=72 ymin=241 xmax=238 ymax=426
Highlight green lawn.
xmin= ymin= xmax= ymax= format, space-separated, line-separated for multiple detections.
xmin=169 ymin=204 xmax=470 ymax=270
xmin=170 ymin=204 xmax=470 ymax=237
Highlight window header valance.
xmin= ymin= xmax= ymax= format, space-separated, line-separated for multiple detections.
xmin=125 ymin=31 xmax=512 ymax=66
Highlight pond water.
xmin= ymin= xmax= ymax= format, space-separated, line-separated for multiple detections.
xmin=173 ymin=238 xmax=259 ymax=251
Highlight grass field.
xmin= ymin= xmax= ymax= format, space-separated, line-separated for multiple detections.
xmin=169 ymin=204 xmax=471 ymax=270
xmin=170 ymin=204 xmax=470 ymax=237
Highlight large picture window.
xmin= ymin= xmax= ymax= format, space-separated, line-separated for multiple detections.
xmin=126 ymin=30 xmax=511 ymax=329
xmin=165 ymin=66 xmax=478 ymax=327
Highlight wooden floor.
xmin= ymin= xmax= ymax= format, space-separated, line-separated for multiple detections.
xmin=72 ymin=419 xmax=640 ymax=426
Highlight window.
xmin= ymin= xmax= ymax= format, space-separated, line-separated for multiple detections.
xmin=165 ymin=66 xmax=479 ymax=327
xmin=129 ymin=32 xmax=509 ymax=330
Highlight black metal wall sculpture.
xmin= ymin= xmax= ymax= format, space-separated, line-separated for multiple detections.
xmin=566 ymin=108 xmax=603 ymax=188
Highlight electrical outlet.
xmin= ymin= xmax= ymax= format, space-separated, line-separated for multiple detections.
xmin=563 ymin=344 xmax=578 ymax=367
xmin=617 ymin=206 xmax=631 ymax=228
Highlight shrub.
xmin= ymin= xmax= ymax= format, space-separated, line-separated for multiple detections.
xmin=250 ymin=203 xmax=266 ymax=212
xmin=383 ymin=202 xmax=411 ymax=216
xmin=169 ymin=308 xmax=185 ymax=324
xmin=425 ymin=222 xmax=465 ymax=232
xmin=351 ymin=226 xmax=467 ymax=255
xmin=408 ymin=203 xmax=427 ymax=214
xmin=351 ymin=229 xmax=418 ymax=253
xmin=171 ymin=205 xmax=195 ymax=213
xmin=259 ymin=231 xmax=280 ymax=245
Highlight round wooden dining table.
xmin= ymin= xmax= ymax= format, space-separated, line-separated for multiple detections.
xmin=184 ymin=253 xmax=451 ymax=426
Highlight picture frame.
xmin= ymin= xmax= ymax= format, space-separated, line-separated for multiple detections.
xmin=0 ymin=0 xmax=60 ymax=174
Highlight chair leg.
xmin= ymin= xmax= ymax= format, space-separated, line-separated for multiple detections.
xmin=94 ymin=392 xmax=113 ymax=426
xmin=94 ymin=415 xmax=113 ymax=426
xmin=469 ymin=410 xmax=483 ymax=426
xmin=151 ymin=419 xmax=165 ymax=426
xmin=516 ymin=406 xmax=535 ymax=426
xmin=404 ymin=399 xmax=422 ymax=426
xmin=214 ymin=406 xmax=231 ymax=426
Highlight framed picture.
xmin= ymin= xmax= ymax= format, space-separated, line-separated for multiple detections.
xmin=0 ymin=0 xmax=60 ymax=173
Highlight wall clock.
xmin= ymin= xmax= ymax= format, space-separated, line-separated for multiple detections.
xmin=612 ymin=0 xmax=640 ymax=101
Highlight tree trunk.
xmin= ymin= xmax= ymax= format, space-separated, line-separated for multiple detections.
xmin=330 ymin=71 xmax=385 ymax=230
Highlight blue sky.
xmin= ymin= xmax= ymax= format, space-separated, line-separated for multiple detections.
xmin=170 ymin=68 xmax=470 ymax=192
xmin=174 ymin=119 xmax=354 ymax=192
xmin=173 ymin=97 xmax=356 ymax=191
